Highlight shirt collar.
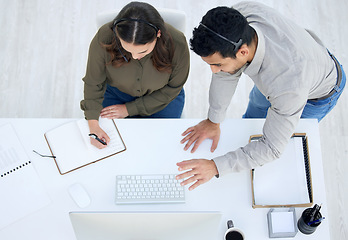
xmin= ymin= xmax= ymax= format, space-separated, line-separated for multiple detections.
xmin=243 ymin=25 xmax=265 ymax=77
xmin=138 ymin=52 xmax=153 ymax=64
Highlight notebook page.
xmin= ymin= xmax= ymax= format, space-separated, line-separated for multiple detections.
xmin=45 ymin=120 xmax=88 ymax=174
xmin=0 ymin=145 xmax=20 ymax=174
xmin=45 ymin=119 xmax=125 ymax=174
xmin=0 ymin=124 xmax=50 ymax=229
xmin=77 ymin=118 xmax=126 ymax=156
xmin=253 ymin=137 xmax=309 ymax=205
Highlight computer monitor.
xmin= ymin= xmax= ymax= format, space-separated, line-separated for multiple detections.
xmin=69 ymin=211 xmax=222 ymax=240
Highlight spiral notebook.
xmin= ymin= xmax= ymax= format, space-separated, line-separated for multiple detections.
xmin=250 ymin=133 xmax=313 ymax=208
xmin=0 ymin=123 xmax=50 ymax=229
xmin=44 ymin=118 xmax=126 ymax=175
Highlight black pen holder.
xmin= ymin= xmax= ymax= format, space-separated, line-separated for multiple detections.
xmin=297 ymin=208 xmax=322 ymax=235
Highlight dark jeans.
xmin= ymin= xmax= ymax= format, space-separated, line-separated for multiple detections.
xmin=102 ymin=85 xmax=185 ymax=118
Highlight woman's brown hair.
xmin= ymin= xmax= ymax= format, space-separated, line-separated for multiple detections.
xmin=103 ymin=2 xmax=174 ymax=73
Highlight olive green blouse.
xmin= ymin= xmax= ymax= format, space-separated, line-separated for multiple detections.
xmin=80 ymin=22 xmax=190 ymax=120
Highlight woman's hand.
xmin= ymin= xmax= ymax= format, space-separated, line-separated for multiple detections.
xmin=88 ymin=120 xmax=110 ymax=149
xmin=100 ymin=104 xmax=129 ymax=119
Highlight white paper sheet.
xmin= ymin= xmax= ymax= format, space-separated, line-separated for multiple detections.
xmin=0 ymin=124 xmax=50 ymax=229
xmin=253 ymin=137 xmax=310 ymax=205
xmin=271 ymin=211 xmax=295 ymax=233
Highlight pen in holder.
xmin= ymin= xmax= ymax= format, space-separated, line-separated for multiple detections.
xmin=297 ymin=204 xmax=324 ymax=234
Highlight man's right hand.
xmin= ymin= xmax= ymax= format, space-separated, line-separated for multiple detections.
xmin=180 ymin=119 xmax=221 ymax=153
xmin=88 ymin=120 xmax=110 ymax=149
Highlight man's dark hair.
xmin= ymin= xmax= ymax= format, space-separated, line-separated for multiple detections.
xmin=190 ymin=6 xmax=256 ymax=58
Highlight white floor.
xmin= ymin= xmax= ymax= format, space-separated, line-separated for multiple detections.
xmin=1 ymin=0 xmax=347 ymax=239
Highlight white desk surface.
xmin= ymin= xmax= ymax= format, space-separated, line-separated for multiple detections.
xmin=0 ymin=118 xmax=330 ymax=239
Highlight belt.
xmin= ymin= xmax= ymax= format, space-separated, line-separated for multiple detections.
xmin=310 ymin=52 xmax=342 ymax=101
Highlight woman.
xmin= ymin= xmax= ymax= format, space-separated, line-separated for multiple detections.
xmin=80 ymin=2 xmax=190 ymax=148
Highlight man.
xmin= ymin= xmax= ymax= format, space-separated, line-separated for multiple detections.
xmin=176 ymin=2 xmax=346 ymax=190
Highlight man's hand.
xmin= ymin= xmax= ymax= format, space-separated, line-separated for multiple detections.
xmin=176 ymin=159 xmax=219 ymax=191
xmin=100 ymin=104 xmax=129 ymax=119
xmin=181 ymin=119 xmax=221 ymax=153
xmin=88 ymin=120 xmax=110 ymax=149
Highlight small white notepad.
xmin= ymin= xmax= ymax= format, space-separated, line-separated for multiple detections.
xmin=271 ymin=211 xmax=295 ymax=233
xmin=0 ymin=124 xmax=50 ymax=229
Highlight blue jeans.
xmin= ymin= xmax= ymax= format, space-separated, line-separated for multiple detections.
xmin=102 ymin=85 xmax=185 ymax=118
xmin=243 ymin=56 xmax=346 ymax=122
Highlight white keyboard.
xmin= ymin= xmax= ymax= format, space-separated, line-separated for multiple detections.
xmin=115 ymin=174 xmax=185 ymax=204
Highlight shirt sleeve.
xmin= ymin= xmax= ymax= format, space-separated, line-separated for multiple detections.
xmin=208 ymin=69 xmax=243 ymax=123
xmin=80 ymin=29 xmax=108 ymax=120
xmin=213 ymin=83 xmax=308 ymax=176
xmin=125 ymin=35 xmax=190 ymax=116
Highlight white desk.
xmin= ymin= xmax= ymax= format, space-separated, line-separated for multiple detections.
xmin=0 ymin=118 xmax=330 ymax=239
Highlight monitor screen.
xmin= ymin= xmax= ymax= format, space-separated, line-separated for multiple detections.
xmin=69 ymin=211 xmax=222 ymax=240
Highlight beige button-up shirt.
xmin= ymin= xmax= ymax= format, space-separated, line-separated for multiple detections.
xmin=211 ymin=1 xmax=337 ymax=175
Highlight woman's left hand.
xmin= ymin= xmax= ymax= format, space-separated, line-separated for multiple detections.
xmin=100 ymin=104 xmax=129 ymax=119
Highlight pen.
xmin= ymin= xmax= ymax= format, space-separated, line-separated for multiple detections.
xmin=313 ymin=203 xmax=322 ymax=221
xmin=88 ymin=133 xmax=107 ymax=145
xmin=313 ymin=204 xmax=322 ymax=220
xmin=305 ymin=204 xmax=321 ymax=223
xmin=307 ymin=217 xmax=325 ymax=226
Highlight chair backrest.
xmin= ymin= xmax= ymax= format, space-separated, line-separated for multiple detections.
xmin=96 ymin=8 xmax=186 ymax=33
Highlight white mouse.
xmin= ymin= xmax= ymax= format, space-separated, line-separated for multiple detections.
xmin=68 ymin=183 xmax=91 ymax=208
